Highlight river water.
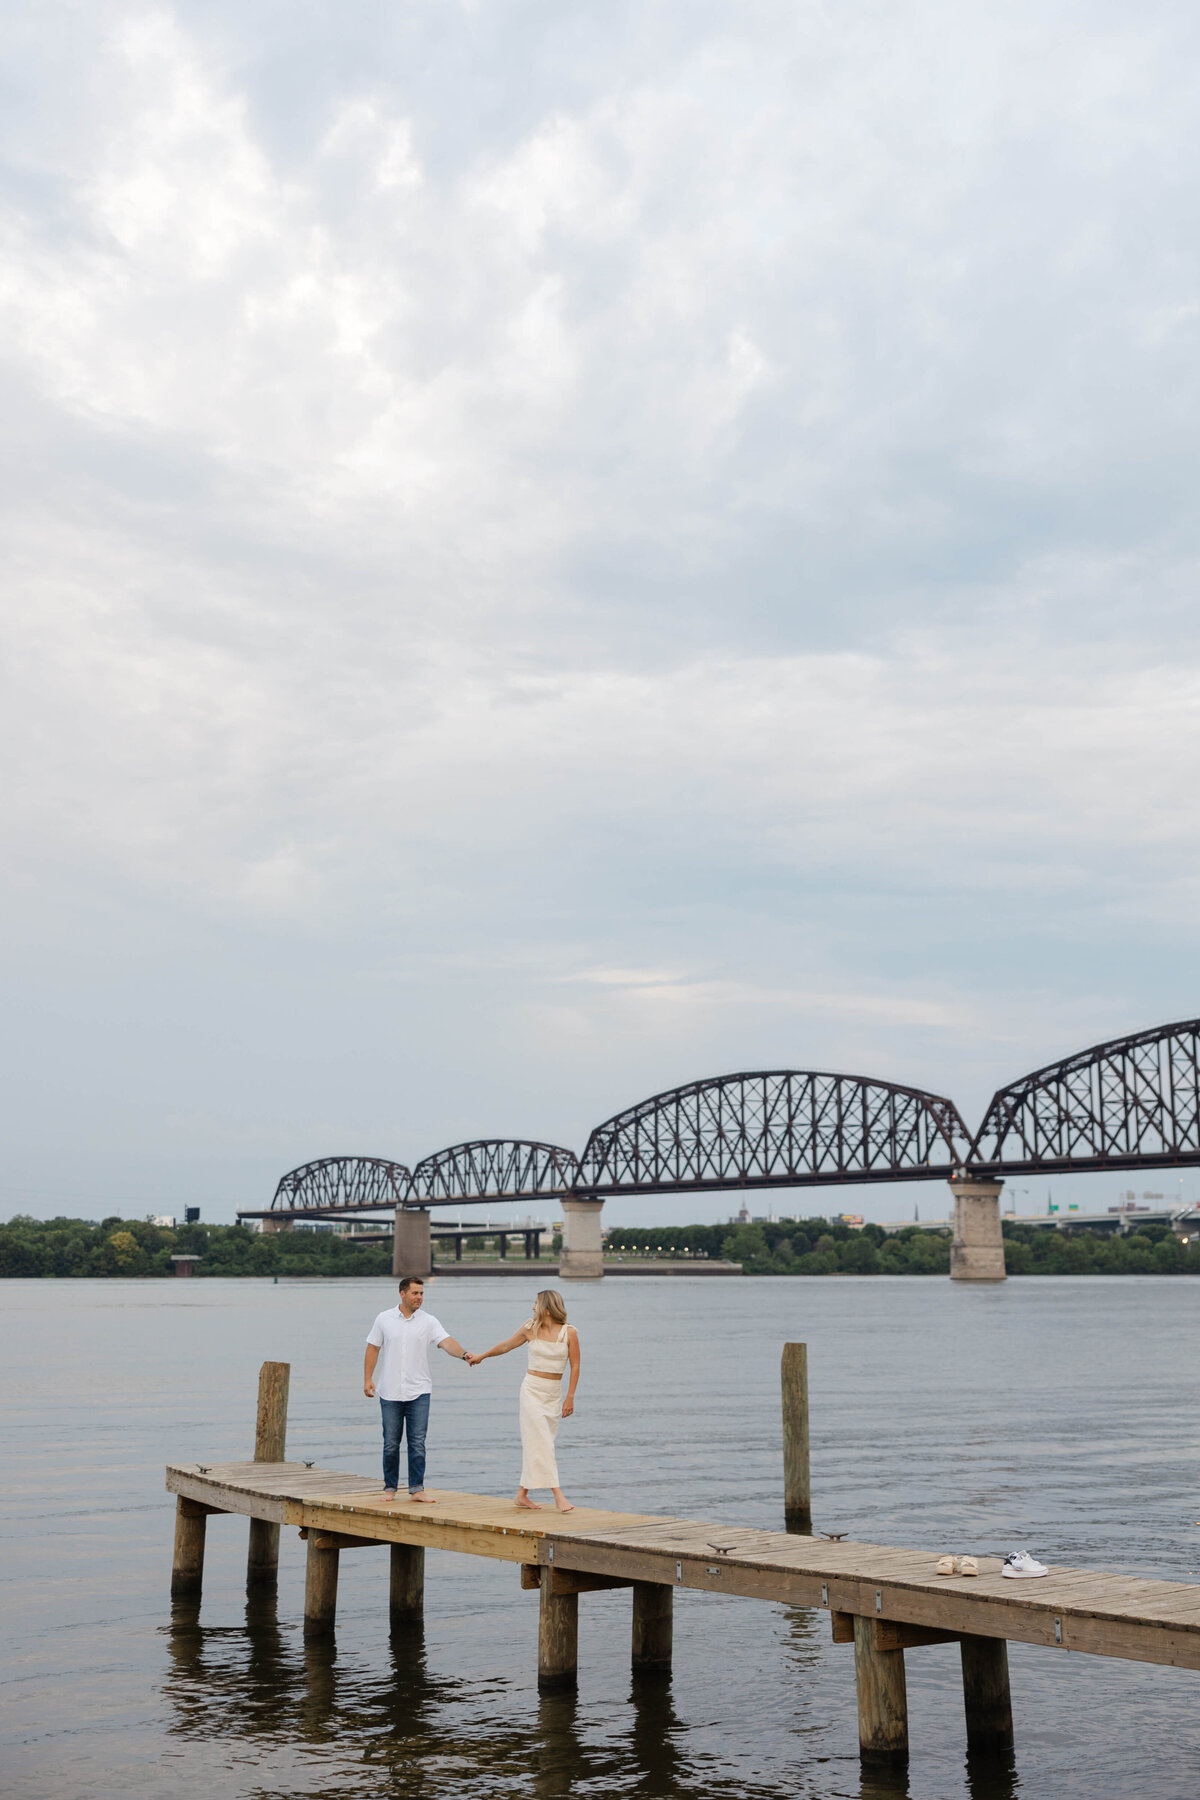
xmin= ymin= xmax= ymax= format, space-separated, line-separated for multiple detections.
xmin=2 ymin=1274 xmax=1198 ymax=1799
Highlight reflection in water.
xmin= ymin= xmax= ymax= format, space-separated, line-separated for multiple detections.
xmin=163 ymin=1604 xmax=548 ymax=1798
xmin=965 ymin=1748 xmax=1021 ymax=1800
xmin=856 ymin=1760 xmax=912 ymax=1800
xmin=627 ymin=1669 xmax=685 ymax=1796
xmin=243 ymin=1589 xmax=291 ymax=1734
xmin=532 ymin=1690 xmax=587 ymax=1800
xmin=161 ymin=1580 xmax=1029 ymax=1800
xmin=165 ymin=1591 xmax=301 ymax=1742
xmin=299 ymin=1636 xmax=338 ymax=1741
xmin=161 ymin=1603 xmax=768 ymax=1799
xmin=530 ymin=1678 xmax=688 ymax=1800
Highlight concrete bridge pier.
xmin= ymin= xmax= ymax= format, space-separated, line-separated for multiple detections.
xmin=393 ymin=1206 xmax=431 ymax=1279
xmin=949 ymin=1176 xmax=1006 ymax=1282
xmin=559 ymin=1196 xmax=604 ymax=1280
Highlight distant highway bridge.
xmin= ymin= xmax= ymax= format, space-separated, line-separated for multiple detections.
xmin=236 ymin=1015 xmax=1200 ymax=1282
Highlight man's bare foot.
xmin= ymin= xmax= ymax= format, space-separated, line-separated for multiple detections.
xmin=408 ymin=1491 xmax=437 ymax=1504
xmin=382 ymin=1488 xmax=397 ymax=1501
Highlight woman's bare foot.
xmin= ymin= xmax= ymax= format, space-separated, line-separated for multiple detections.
xmin=514 ymin=1490 xmax=543 ymax=1509
xmin=552 ymin=1489 xmax=575 ymax=1513
xmin=408 ymin=1491 xmax=437 ymax=1504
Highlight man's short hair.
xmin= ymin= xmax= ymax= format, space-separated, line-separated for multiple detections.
xmin=398 ymin=1275 xmax=425 ymax=1293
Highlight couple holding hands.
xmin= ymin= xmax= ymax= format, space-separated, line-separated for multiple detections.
xmin=363 ymin=1276 xmax=581 ymax=1513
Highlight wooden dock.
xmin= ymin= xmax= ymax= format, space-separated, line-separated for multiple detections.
xmin=166 ymin=1358 xmax=1200 ymax=1769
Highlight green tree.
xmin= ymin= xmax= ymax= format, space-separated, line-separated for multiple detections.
xmin=721 ymin=1224 xmax=770 ymax=1267
xmin=1154 ymin=1237 xmax=1184 ymax=1274
xmin=107 ymin=1230 xmax=142 ymax=1270
xmin=796 ymin=1248 xmax=839 ymax=1275
xmin=839 ymin=1236 xmax=878 ymax=1274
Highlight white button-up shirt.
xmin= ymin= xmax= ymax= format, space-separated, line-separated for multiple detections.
xmin=366 ymin=1306 xmax=448 ymax=1401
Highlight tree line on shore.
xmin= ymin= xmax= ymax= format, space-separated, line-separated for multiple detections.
xmin=0 ymin=1216 xmax=393 ymax=1279
xmin=3 ymin=1212 xmax=1198 ymax=1278
xmin=605 ymin=1218 xmax=1200 ymax=1276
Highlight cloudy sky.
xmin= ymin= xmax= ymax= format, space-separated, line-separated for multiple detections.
xmin=4 ymin=0 xmax=1200 ymax=1225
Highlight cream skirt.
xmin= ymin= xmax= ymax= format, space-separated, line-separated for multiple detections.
xmin=519 ymin=1374 xmax=563 ymax=1489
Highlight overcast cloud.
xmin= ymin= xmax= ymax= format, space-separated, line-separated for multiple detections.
xmin=4 ymin=0 xmax=1200 ymax=1223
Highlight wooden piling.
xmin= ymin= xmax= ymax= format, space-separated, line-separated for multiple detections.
xmin=538 ymin=1566 xmax=579 ymax=1690
xmin=171 ymin=1496 xmax=209 ymax=1597
xmin=960 ymin=1634 xmax=1014 ymax=1753
xmin=781 ymin=1342 xmax=812 ymax=1532
xmin=390 ymin=1543 xmax=425 ymax=1621
xmin=304 ymin=1538 xmax=340 ymax=1638
xmin=852 ymin=1613 xmax=908 ymax=1763
xmin=247 ymin=1360 xmax=290 ymax=1587
xmin=632 ymin=1581 xmax=673 ymax=1669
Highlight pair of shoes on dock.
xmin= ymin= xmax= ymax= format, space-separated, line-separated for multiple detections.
xmin=936 ymin=1555 xmax=979 ymax=1577
xmin=935 ymin=1549 xmax=1050 ymax=1579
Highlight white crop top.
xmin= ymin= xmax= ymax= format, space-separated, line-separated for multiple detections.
xmin=525 ymin=1321 xmax=570 ymax=1374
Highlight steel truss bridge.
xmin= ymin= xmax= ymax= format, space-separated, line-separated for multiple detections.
xmin=241 ymin=1017 xmax=1200 ymax=1220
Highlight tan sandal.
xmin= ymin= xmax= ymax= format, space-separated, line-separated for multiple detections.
xmin=959 ymin=1556 xmax=979 ymax=1577
xmin=936 ymin=1555 xmax=959 ymax=1576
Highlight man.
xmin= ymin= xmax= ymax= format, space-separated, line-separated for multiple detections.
xmin=364 ymin=1276 xmax=472 ymax=1503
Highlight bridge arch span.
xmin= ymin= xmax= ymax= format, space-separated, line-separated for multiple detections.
xmin=972 ymin=1016 xmax=1200 ymax=1174
xmin=578 ymin=1070 xmax=970 ymax=1195
xmin=409 ymin=1140 xmax=580 ymax=1206
xmin=271 ymin=1156 xmax=412 ymax=1212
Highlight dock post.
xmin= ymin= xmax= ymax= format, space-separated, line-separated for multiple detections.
xmin=960 ymin=1635 xmax=1014 ymax=1752
xmin=304 ymin=1539 xmax=340 ymax=1638
xmin=852 ymin=1614 xmax=908 ymax=1763
xmin=247 ymin=1359 xmax=290 ymax=1587
xmin=632 ymin=1581 xmax=673 ymax=1669
xmin=538 ymin=1567 xmax=579 ymax=1689
xmin=781 ymin=1342 xmax=812 ymax=1533
xmin=171 ymin=1496 xmax=208 ymax=1597
xmin=390 ymin=1543 xmax=425 ymax=1622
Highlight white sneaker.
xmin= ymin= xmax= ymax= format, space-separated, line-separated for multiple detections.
xmin=1002 ymin=1551 xmax=1048 ymax=1578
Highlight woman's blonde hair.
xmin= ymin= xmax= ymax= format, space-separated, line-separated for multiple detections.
xmin=532 ymin=1288 xmax=568 ymax=1327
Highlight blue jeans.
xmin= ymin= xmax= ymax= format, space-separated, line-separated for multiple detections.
xmin=380 ymin=1394 xmax=431 ymax=1493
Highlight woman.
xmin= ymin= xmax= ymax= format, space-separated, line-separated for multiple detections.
xmin=468 ymin=1290 xmax=580 ymax=1511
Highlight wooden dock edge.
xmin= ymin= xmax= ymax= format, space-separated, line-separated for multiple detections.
xmin=166 ymin=1463 xmax=1200 ymax=1674
xmin=529 ymin=1535 xmax=1200 ymax=1671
